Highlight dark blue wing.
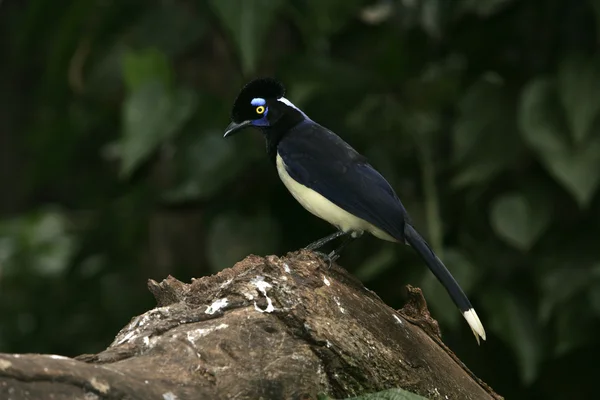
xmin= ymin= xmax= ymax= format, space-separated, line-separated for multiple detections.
xmin=277 ymin=122 xmax=409 ymax=240
xmin=277 ymin=123 xmax=488 ymax=341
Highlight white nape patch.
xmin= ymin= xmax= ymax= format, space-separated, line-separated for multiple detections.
xmin=252 ymin=276 xmax=275 ymax=313
xmin=277 ymin=97 xmax=308 ymax=118
xmin=283 ymin=263 xmax=291 ymax=273
xmin=276 ymin=154 xmax=396 ymax=242
xmin=323 ymin=276 xmax=331 ymax=286
xmin=205 ymin=298 xmax=229 ymax=315
xmin=463 ymin=308 xmax=486 ymax=344
xmin=393 ymin=314 xmax=403 ymax=325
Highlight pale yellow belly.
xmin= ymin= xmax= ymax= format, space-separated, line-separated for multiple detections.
xmin=276 ymin=154 xmax=396 ymax=242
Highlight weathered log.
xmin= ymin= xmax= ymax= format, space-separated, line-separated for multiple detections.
xmin=0 ymin=250 xmax=502 ymax=400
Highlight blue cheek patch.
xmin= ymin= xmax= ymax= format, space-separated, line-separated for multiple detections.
xmin=251 ymin=106 xmax=269 ymax=126
xmin=251 ymin=98 xmax=266 ymax=106
xmin=251 ymin=114 xmax=270 ymax=127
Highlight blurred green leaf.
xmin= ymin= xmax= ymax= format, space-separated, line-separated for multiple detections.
xmin=490 ymin=193 xmax=550 ymax=250
xmin=453 ymin=79 xmax=503 ymax=161
xmin=452 ymin=162 xmax=505 ymax=188
xmin=28 ymin=213 xmax=73 ymax=276
xmin=355 ymin=247 xmax=396 ymax=282
xmin=458 ymin=0 xmax=515 ymax=16
xmin=120 ymin=81 xmax=197 ymax=177
xmin=126 ymin=3 xmax=207 ymax=58
xmin=209 ymin=0 xmax=283 ymax=75
xmin=592 ymin=1 xmax=600 ymax=43
xmin=0 ymin=210 xmax=74 ymax=277
xmin=207 ymin=212 xmax=280 ymax=271
xmin=86 ymin=43 xmax=129 ymax=99
xmin=122 ymin=48 xmax=171 ymax=92
xmin=557 ymin=56 xmax=600 ymax=144
xmin=483 ymin=291 xmax=543 ymax=384
xmin=287 ymin=54 xmax=375 ymax=90
xmin=86 ymin=7 xmax=205 ymax=98
xmin=420 ymin=0 xmax=445 ymax=38
xmin=295 ymin=0 xmax=365 ymax=40
xmin=539 ymin=266 xmax=596 ymax=322
xmin=164 ymin=131 xmax=256 ymax=202
xmin=343 ymin=387 xmax=429 ymax=400
xmin=452 ymin=77 xmax=521 ymax=188
xmin=519 ymin=78 xmax=600 ymax=207
xmin=408 ymin=55 xmax=465 ymax=110
xmin=553 ymin=302 xmax=596 ymax=356
xmin=589 ymin=282 xmax=600 ymax=316
xmin=358 ymin=2 xmax=394 ymax=25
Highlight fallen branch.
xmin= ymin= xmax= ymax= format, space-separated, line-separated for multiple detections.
xmin=0 ymin=251 xmax=502 ymax=400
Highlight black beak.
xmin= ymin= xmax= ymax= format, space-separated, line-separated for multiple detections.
xmin=223 ymin=120 xmax=252 ymax=138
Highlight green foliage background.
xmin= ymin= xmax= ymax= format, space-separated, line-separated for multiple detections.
xmin=1 ymin=0 xmax=600 ymax=398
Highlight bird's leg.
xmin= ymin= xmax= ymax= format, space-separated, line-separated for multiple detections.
xmin=328 ymin=236 xmax=357 ymax=263
xmin=328 ymin=231 xmax=362 ymax=263
xmin=304 ymin=230 xmax=347 ymax=251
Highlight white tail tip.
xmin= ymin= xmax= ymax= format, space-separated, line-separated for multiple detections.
xmin=463 ymin=308 xmax=486 ymax=345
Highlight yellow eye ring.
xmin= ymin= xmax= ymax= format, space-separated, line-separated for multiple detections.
xmin=256 ymin=106 xmax=265 ymax=115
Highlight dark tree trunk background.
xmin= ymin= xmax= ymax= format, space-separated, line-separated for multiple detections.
xmin=0 ymin=251 xmax=502 ymax=400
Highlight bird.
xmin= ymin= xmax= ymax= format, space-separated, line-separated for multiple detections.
xmin=223 ymin=77 xmax=486 ymax=344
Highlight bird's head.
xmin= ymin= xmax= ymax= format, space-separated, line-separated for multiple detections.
xmin=223 ymin=77 xmax=306 ymax=138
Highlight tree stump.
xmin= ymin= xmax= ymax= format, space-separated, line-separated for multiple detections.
xmin=0 ymin=250 xmax=502 ymax=400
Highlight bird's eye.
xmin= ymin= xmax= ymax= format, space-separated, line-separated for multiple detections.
xmin=256 ymin=106 xmax=265 ymax=115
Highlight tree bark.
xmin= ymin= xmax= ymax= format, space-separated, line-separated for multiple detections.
xmin=0 ymin=251 xmax=502 ymax=400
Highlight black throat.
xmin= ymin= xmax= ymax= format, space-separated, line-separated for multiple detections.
xmin=264 ymin=106 xmax=306 ymax=164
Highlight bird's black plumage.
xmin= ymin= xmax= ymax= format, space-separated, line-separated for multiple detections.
xmin=278 ymin=122 xmax=476 ymax=320
xmin=231 ymin=78 xmax=285 ymax=122
xmin=277 ymin=122 xmax=409 ymax=239
xmin=223 ymin=77 xmax=486 ymax=343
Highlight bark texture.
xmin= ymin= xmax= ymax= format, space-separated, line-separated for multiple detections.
xmin=0 ymin=250 xmax=502 ymax=400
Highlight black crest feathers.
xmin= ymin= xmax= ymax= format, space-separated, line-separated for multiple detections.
xmin=231 ymin=78 xmax=286 ymax=122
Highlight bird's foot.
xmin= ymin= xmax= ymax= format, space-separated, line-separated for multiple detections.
xmin=311 ymin=251 xmax=332 ymax=267
xmin=328 ymin=251 xmax=340 ymax=263
xmin=310 ymin=250 xmax=339 ymax=268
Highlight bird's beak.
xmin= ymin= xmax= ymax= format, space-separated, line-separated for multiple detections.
xmin=223 ymin=120 xmax=252 ymax=138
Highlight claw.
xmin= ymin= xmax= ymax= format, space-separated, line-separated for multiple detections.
xmin=311 ymin=251 xmax=333 ymax=268
xmin=328 ymin=251 xmax=340 ymax=263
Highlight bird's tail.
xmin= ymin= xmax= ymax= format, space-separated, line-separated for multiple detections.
xmin=404 ymin=223 xmax=486 ymax=344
